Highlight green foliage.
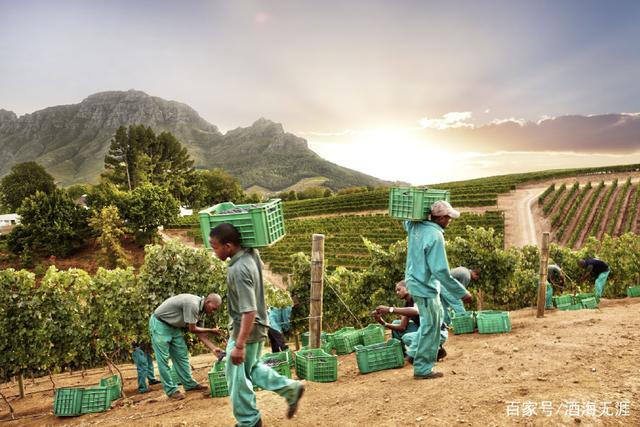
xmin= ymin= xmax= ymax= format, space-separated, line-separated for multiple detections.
xmin=185 ymin=168 xmax=245 ymax=209
xmin=265 ymin=281 xmax=294 ymax=308
xmin=9 ymin=189 xmax=89 ymax=257
xmin=124 ymin=183 xmax=179 ymax=243
xmin=0 ymin=162 xmax=56 ymax=211
xmin=138 ymin=240 xmax=228 ymax=329
xmin=103 ymin=125 xmax=194 ymax=201
xmin=88 ymin=206 xmax=128 ymax=268
xmin=64 ymin=184 xmax=91 ymax=201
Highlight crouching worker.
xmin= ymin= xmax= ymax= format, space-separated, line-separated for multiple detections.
xmin=210 ymin=223 xmax=304 ymax=427
xmin=268 ymin=305 xmax=292 ymax=353
xmin=373 ymin=281 xmax=420 ymax=344
xmin=149 ymin=293 xmax=224 ymax=400
xmin=132 ymin=342 xmax=161 ymax=393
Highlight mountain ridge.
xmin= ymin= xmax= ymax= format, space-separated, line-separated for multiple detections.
xmin=0 ymin=90 xmax=387 ymax=191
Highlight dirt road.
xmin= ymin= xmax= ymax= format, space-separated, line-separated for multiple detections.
xmin=3 ymin=297 xmax=639 ymax=426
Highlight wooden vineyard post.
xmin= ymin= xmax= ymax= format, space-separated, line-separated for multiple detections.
xmin=17 ymin=373 xmax=25 ymax=399
xmin=536 ymin=232 xmax=550 ymax=318
xmin=309 ymin=234 xmax=325 ymax=349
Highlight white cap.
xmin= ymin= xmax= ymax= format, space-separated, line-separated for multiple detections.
xmin=430 ymin=200 xmax=460 ymax=218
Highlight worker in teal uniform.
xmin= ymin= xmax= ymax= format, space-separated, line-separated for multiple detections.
xmin=403 ymin=200 xmax=472 ymax=380
xmin=544 ymin=264 xmax=563 ymax=308
xmin=441 ymin=266 xmax=480 ymax=324
xmin=210 ymin=223 xmax=304 ymax=427
xmin=373 ymin=280 xmax=420 ymax=344
xmin=267 ymin=306 xmax=292 ymax=352
xmin=578 ymin=258 xmax=610 ymax=299
xmin=132 ymin=342 xmax=160 ymax=393
xmin=149 ymin=293 xmax=224 ymax=400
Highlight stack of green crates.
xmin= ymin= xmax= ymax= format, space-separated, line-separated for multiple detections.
xmin=580 ymin=297 xmax=598 ymax=309
xmin=98 ymin=375 xmax=122 ymax=402
xmin=294 ymin=348 xmax=337 ymax=382
xmin=557 ymin=302 xmax=582 ymax=310
xmin=553 ymin=294 xmax=574 ymax=307
xmin=261 ymin=348 xmax=294 ymax=368
xmin=355 ymin=339 xmax=404 ymax=374
xmin=80 ymin=387 xmax=112 ymax=414
xmin=327 ymin=327 xmax=362 ymax=355
xmin=388 ymin=187 xmax=450 ymax=220
xmin=262 ymin=358 xmax=292 ymax=379
xmin=199 ymin=199 xmax=285 ymax=248
xmin=627 ymin=286 xmax=640 ymax=297
xmin=451 ymin=311 xmax=476 ymax=334
xmin=208 ymin=361 xmax=229 ymax=398
xmin=575 ymin=292 xmax=599 ymax=304
xmin=53 ymin=388 xmax=84 ymax=417
xmin=476 ymin=310 xmax=511 ymax=334
xmin=360 ymin=324 xmax=385 ymax=346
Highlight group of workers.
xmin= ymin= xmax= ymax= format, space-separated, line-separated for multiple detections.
xmin=133 ymin=200 xmax=611 ymax=425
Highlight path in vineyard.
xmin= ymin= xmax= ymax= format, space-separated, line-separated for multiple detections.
xmin=3 ymin=297 xmax=639 ymax=426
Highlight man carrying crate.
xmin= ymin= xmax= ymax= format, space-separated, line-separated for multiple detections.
xmin=209 ymin=223 xmax=304 ymax=427
xmin=149 ymin=293 xmax=224 ymax=400
xmin=404 ymin=200 xmax=472 ymax=380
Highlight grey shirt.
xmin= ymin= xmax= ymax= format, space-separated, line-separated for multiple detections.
xmin=154 ymin=294 xmax=204 ymax=328
xmin=226 ymin=249 xmax=269 ymax=343
xmin=450 ymin=267 xmax=471 ymax=288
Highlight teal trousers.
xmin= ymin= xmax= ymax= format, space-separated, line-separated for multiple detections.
xmin=595 ymin=271 xmax=610 ymax=299
xmin=391 ymin=319 xmax=419 ymax=341
xmin=440 ymin=288 xmax=466 ymax=325
xmin=148 ymin=316 xmax=198 ymax=396
xmin=405 ymin=296 xmax=442 ymax=376
xmin=132 ymin=348 xmax=156 ymax=392
xmin=226 ymin=338 xmax=300 ymax=427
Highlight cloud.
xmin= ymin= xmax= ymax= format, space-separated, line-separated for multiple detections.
xmin=418 ymin=111 xmax=473 ymax=130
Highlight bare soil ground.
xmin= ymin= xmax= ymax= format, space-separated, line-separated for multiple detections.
xmin=2 ymin=298 xmax=639 ymax=426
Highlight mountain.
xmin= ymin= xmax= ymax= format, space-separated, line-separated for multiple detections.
xmin=0 ymin=90 xmax=387 ymax=190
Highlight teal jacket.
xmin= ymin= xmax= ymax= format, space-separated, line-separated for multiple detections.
xmin=268 ymin=306 xmax=292 ymax=333
xmin=404 ymin=221 xmax=468 ymax=300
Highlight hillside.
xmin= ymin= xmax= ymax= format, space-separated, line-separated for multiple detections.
xmin=0 ymin=91 xmax=386 ymax=190
xmin=3 ymin=298 xmax=639 ymax=425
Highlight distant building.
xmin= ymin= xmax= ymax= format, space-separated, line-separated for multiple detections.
xmin=0 ymin=213 xmax=20 ymax=226
xmin=0 ymin=213 xmax=20 ymax=235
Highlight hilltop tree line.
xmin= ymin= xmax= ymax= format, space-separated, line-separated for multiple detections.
xmin=0 ymin=125 xmax=259 ymax=264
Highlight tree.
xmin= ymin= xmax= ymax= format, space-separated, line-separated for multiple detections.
xmin=185 ymin=168 xmax=245 ymax=209
xmin=123 ymin=183 xmax=179 ymax=243
xmin=103 ymin=125 xmax=194 ymax=201
xmin=88 ymin=206 xmax=128 ymax=268
xmin=8 ymin=189 xmax=89 ymax=257
xmin=0 ymin=162 xmax=56 ymax=211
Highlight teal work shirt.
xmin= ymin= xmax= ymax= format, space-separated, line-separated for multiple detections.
xmin=153 ymin=294 xmax=204 ymax=328
xmin=404 ymin=221 xmax=468 ymax=300
xmin=227 ymin=249 xmax=269 ymax=343
xmin=267 ymin=307 xmax=292 ymax=334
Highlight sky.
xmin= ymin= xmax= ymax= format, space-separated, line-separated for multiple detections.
xmin=2 ymin=0 xmax=640 ymax=185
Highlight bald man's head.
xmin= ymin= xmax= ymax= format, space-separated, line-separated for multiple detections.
xmin=204 ymin=293 xmax=222 ymax=314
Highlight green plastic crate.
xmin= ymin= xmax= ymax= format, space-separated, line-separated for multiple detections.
xmin=355 ymin=339 xmax=405 ymax=374
xmin=98 ymin=375 xmax=121 ymax=401
xmin=294 ymin=348 xmax=337 ymax=382
xmin=553 ymin=294 xmax=574 ymax=307
xmin=627 ymin=286 xmax=640 ymax=297
xmin=301 ymin=331 xmax=328 ymax=347
xmin=262 ymin=358 xmax=292 ymax=379
xmin=360 ymin=324 xmax=385 ymax=346
xmin=388 ymin=187 xmax=450 ymax=220
xmin=199 ymin=199 xmax=285 ymax=248
xmin=54 ymin=387 xmax=83 ymax=417
xmin=560 ymin=303 xmax=583 ymax=311
xmin=451 ymin=311 xmax=476 ymax=334
xmin=327 ymin=327 xmax=362 ymax=355
xmin=208 ymin=361 xmax=229 ymax=398
xmin=261 ymin=348 xmax=294 ymax=368
xmin=476 ymin=310 xmax=511 ymax=334
xmin=80 ymin=387 xmax=111 ymax=414
xmin=580 ymin=297 xmax=598 ymax=309
xmin=575 ymin=293 xmax=599 ymax=303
